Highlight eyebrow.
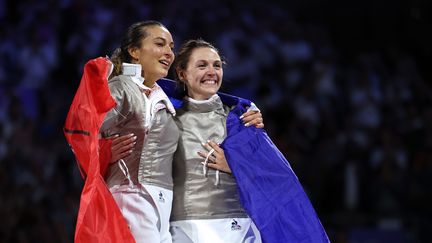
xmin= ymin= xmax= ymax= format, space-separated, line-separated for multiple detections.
xmin=154 ymin=37 xmax=174 ymax=46
xmin=196 ymin=59 xmax=222 ymax=63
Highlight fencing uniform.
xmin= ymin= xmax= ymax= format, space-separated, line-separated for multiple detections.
xmin=100 ymin=63 xmax=179 ymax=243
xmin=170 ymin=94 xmax=261 ymax=243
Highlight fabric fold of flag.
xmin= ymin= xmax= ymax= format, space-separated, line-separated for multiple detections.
xmin=221 ymin=100 xmax=330 ymax=243
xmin=64 ymin=57 xmax=135 ymax=243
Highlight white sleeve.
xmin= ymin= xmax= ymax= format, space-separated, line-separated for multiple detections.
xmin=247 ymin=102 xmax=260 ymax=112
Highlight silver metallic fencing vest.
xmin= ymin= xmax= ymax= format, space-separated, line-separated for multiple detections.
xmin=171 ymin=95 xmax=247 ymax=221
xmin=100 ymin=75 xmax=179 ymax=190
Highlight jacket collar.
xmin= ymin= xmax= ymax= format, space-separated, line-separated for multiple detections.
xmin=183 ymin=94 xmax=224 ymax=113
xmin=122 ymin=63 xmax=151 ymax=91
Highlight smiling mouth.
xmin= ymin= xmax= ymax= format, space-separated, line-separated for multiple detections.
xmin=201 ymin=79 xmax=218 ymax=85
xmin=159 ymin=60 xmax=170 ymax=68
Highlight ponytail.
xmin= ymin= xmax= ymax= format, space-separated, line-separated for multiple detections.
xmin=109 ymin=48 xmax=123 ymax=80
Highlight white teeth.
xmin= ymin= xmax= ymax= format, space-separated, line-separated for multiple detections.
xmin=202 ymin=80 xmax=216 ymax=84
xmin=159 ymin=60 xmax=169 ymax=66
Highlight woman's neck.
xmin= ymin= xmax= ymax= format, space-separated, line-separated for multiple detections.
xmin=187 ymin=93 xmax=213 ymax=101
xmin=187 ymin=94 xmax=217 ymax=102
xmin=144 ymin=79 xmax=156 ymax=88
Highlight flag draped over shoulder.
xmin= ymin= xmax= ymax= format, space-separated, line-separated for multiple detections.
xmin=64 ymin=57 xmax=135 ymax=243
xmin=221 ymin=100 xmax=330 ymax=243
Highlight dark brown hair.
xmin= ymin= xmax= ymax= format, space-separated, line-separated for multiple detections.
xmin=109 ymin=20 xmax=166 ymax=79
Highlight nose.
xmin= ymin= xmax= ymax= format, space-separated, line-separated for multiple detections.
xmin=206 ymin=66 xmax=216 ymax=76
xmin=164 ymin=46 xmax=174 ymax=59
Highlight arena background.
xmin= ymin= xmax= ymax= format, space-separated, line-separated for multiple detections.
xmin=0 ymin=0 xmax=431 ymax=242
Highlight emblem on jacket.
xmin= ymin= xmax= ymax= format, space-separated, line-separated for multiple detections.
xmin=159 ymin=191 xmax=165 ymax=203
xmin=231 ymin=219 xmax=242 ymax=231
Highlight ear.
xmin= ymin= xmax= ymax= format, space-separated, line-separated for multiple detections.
xmin=128 ymin=47 xmax=140 ymax=62
xmin=176 ymin=68 xmax=187 ymax=82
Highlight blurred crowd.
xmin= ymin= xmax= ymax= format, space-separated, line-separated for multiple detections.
xmin=0 ymin=0 xmax=431 ymax=242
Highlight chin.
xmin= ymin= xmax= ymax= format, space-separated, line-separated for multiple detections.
xmin=155 ymin=72 xmax=168 ymax=81
xmin=209 ymin=87 xmax=220 ymax=94
xmin=204 ymin=90 xmax=218 ymax=97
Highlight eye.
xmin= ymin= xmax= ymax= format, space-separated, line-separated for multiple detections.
xmin=155 ymin=42 xmax=164 ymax=47
xmin=197 ymin=63 xmax=207 ymax=69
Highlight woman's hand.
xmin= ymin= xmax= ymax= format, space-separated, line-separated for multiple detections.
xmin=198 ymin=140 xmax=231 ymax=174
xmin=240 ymin=110 xmax=264 ymax=128
xmin=110 ymin=133 xmax=137 ymax=163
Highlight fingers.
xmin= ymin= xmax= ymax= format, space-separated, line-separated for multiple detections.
xmin=198 ymin=140 xmax=231 ymax=173
xmin=110 ymin=133 xmax=137 ymax=163
xmin=197 ymin=142 xmax=218 ymax=162
xmin=197 ymin=150 xmax=215 ymax=161
xmin=240 ymin=111 xmax=264 ymax=128
xmin=198 ymin=141 xmax=224 ymax=159
xmin=239 ymin=110 xmax=257 ymax=121
xmin=247 ymin=116 xmax=264 ymax=128
xmin=240 ymin=110 xmax=259 ymax=124
xmin=111 ymin=149 xmax=133 ymax=162
xmin=204 ymin=140 xmax=223 ymax=154
xmin=112 ymin=134 xmax=136 ymax=151
xmin=112 ymin=133 xmax=136 ymax=147
xmin=203 ymin=161 xmax=232 ymax=174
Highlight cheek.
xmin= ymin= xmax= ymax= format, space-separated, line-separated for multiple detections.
xmin=139 ymin=53 xmax=151 ymax=66
xmin=189 ymin=71 xmax=202 ymax=83
xmin=140 ymin=47 xmax=159 ymax=61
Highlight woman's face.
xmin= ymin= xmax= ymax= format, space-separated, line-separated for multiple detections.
xmin=181 ymin=47 xmax=223 ymax=100
xmin=130 ymin=25 xmax=174 ymax=84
